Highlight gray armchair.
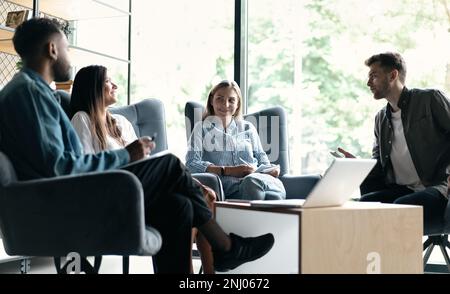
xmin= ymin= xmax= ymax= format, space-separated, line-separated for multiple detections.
xmin=111 ymin=99 xmax=224 ymax=200
xmin=0 ymin=153 xmax=161 ymax=274
xmin=0 ymin=94 xmax=164 ymax=274
xmin=184 ymin=101 xmax=320 ymax=199
xmin=110 ymin=99 xmax=168 ymax=154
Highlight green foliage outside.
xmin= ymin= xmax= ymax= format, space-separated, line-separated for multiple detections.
xmin=112 ymin=70 xmax=138 ymax=106
xmin=246 ymin=0 xmax=450 ymax=173
xmin=129 ymin=0 xmax=449 ymax=172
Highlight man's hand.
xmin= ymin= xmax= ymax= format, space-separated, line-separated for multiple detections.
xmin=337 ymin=147 xmax=356 ymax=158
xmin=125 ymin=137 xmax=156 ymax=162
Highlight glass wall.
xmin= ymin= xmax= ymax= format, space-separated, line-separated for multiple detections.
xmin=248 ymin=0 xmax=450 ymax=174
xmin=72 ymin=14 xmax=130 ymax=105
xmin=131 ymin=0 xmax=234 ymax=159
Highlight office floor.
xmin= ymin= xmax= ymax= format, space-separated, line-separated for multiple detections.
xmin=0 ymin=245 xmax=447 ymax=274
xmin=0 ymin=256 xmax=203 ymax=274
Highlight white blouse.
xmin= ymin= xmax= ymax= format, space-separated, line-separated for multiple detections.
xmin=71 ymin=111 xmax=138 ymax=154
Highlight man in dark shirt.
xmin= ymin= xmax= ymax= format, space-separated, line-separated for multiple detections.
xmin=0 ymin=18 xmax=274 ymax=273
xmin=339 ymin=52 xmax=449 ymax=226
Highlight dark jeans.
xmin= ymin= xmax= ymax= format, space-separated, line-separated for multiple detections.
xmin=122 ymin=153 xmax=212 ymax=273
xmin=360 ymin=185 xmax=448 ymax=227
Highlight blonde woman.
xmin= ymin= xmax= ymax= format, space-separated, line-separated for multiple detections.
xmin=186 ymin=80 xmax=286 ymax=200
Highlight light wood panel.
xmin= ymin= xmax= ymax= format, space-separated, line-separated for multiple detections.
xmin=301 ymin=202 xmax=423 ymax=273
xmin=0 ymin=33 xmax=129 ymax=62
xmin=0 ymin=25 xmax=14 ymax=39
xmin=0 ymin=26 xmax=16 ymax=55
xmin=0 ymin=41 xmax=16 ymax=55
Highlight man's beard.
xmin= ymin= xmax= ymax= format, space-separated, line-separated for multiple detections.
xmin=53 ymin=61 xmax=72 ymax=82
xmin=373 ymin=80 xmax=389 ymax=99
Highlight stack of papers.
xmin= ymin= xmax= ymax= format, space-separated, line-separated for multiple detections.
xmin=255 ymin=164 xmax=280 ymax=174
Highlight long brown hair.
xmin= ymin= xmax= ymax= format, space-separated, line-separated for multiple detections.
xmin=203 ymin=80 xmax=243 ymax=120
xmin=70 ymin=65 xmax=125 ymax=150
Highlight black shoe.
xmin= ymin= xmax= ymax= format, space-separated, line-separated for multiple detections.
xmin=213 ymin=233 xmax=275 ymax=272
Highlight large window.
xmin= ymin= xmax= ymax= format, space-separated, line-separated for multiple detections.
xmin=131 ymin=0 xmax=234 ymax=159
xmin=72 ymin=14 xmax=130 ymax=105
xmin=248 ymin=0 xmax=450 ymax=174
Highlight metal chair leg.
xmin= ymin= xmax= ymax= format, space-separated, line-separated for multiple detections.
xmin=20 ymin=258 xmax=31 ymax=274
xmin=423 ymin=244 xmax=435 ymax=267
xmin=54 ymin=256 xmax=99 ymax=274
xmin=423 ymin=237 xmax=433 ymax=250
xmin=439 ymin=244 xmax=450 ymax=272
xmin=93 ymin=256 xmax=102 ymax=273
xmin=123 ymin=256 xmax=130 ymax=274
xmin=444 ymin=235 xmax=450 ymax=249
xmin=54 ymin=257 xmax=63 ymax=274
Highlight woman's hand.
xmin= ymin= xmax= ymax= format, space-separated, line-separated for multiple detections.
xmin=268 ymin=166 xmax=280 ymax=178
xmin=227 ymin=164 xmax=256 ymax=178
xmin=141 ymin=136 xmax=156 ymax=155
xmin=126 ymin=137 xmax=155 ymax=162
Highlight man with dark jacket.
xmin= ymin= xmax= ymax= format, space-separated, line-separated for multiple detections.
xmin=339 ymin=52 xmax=449 ymax=226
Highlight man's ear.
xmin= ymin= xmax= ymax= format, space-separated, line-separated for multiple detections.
xmin=389 ymin=69 xmax=399 ymax=82
xmin=46 ymin=41 xmax=58 ymax=61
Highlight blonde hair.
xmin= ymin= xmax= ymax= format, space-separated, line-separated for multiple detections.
xmin=203 ymin=80 xmax=243 ymax=120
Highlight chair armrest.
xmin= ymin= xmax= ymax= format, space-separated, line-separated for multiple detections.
xmin=444 ymin=198 xmax=450 ymax=233
xmin=192 ymin=173 xmax=224 ymax=201
xmin=0 ymin=170 xmax=160 ymax=257
xmin=280 ymin=174 xmax=321 ymax=199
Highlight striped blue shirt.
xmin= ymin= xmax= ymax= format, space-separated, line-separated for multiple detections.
xmin=186 ymin=117 xmax=270 ymax=196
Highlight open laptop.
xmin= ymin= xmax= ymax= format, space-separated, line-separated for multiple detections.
xmin=250 ymin=158 xmax=376 ymax=208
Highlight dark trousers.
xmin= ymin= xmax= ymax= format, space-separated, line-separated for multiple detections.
xmin=122 ymin=153 xmax=212 ymax=273
xmin=360 ymin=185 xmax=448 ymax=226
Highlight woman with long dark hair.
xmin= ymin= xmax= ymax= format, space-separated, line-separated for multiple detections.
xmin=70 ymin=65 xmax=216 ymax=273
xmin=70 ymin=65 xmax=137 ymax=153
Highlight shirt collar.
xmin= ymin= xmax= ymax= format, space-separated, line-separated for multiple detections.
xmin=204 ymin=117 xmax=237 ymax=133
xmin=397 ymin=86 xmax=410 ymax=110
xmin=22 ymin=68 xmax=53 ymax=92
xmin=385 ymin=86 xmax=410 ymax=119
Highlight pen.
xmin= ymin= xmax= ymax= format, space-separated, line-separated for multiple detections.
xmin=142 ymin=132 xmax=157 ymax=143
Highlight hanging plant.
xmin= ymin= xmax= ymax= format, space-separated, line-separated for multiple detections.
xmin=53 ymin=18 xmax=74 ymax=39
xmin=16 ymin=59 xmax=23 ymax=71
